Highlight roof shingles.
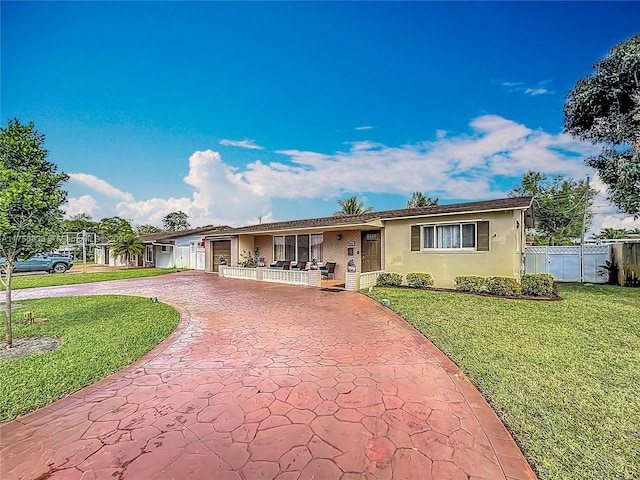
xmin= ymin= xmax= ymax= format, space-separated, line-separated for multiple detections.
xmin=208 ymin=196 xmax=533 ymax=236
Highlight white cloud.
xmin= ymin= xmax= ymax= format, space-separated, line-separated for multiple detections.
xmin=67 ymin=114 xmax=639 ymax=230
xmin=500 ymin=80 xmax=555 ymax=96
xmin=219 ymin=139 xmax=264 ymax=150
xmin=355 ymin=125 xmax=373 ymax=131
xmin=524 ymin=87 xmax=549 ymax=96
xmin=64 ymin=195 xmax=98 ymax=218
xmin=68 ymin=173 xmax=134 ymax=201
xmin=587 ymin=174 xmax=640 ymax=235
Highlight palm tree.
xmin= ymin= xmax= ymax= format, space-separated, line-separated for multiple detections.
xmin=333 ymin=196 xmax=373 ymax=216
xmin=407 ymin=192 xmax=439 ymax=208
xmin=593 ymin=227 xmax=630 ymax=240
xmin=110 ymin=234 xmax=144 ymax=268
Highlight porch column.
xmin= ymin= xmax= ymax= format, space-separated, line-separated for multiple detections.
xmin=307 ymin=269 xmax=322 ymax=288
xmin=345 ymin=272 xmax=359 ymax=291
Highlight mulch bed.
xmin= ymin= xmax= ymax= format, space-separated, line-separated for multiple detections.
xmin=0 ymin=337 xmax=61 ymax=363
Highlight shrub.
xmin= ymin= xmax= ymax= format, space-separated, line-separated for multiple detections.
xmin=486 ymin=276 xmax=522 ymax=297
xmin=406 ymin=272 xmax=434 ymax=288
xmin=521 ymin=273 xmax=555 ymax=297
xmin=454 ymin=275 xmax=486 ymax=293
xmin=376 ymin=272 xmax=403 ymax=287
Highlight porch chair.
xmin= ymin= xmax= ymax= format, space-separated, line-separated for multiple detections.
xmin=321 ymin=262 xmax=336 ymax=279
xmin=270 ymin=260 xmax=286 ymax=269
xmin=293 ymin=261 xmax=307 ymax=271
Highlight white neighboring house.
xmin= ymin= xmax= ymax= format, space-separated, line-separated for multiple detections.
xmin=140 ymin=226 xmax=229 ymax=270
xmin=94 ymin=243 xmax=129 ymax=267
xmin=95 ymin=226 xmax=229 ymax=269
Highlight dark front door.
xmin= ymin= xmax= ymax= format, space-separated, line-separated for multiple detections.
xmin=213 ymin=240 xmax=231 ymax=273
xmin=361 ymin=230 xmax=381 ymax=272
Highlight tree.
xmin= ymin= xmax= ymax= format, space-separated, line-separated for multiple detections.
xmin=564 ymin=33 xmax=640 ymax=217
xmin=0 ymin=119 xmax=69 ymax=348
xmin=163 ymin=211 xmax=190 ymax=231
xmin=333 ymin=196 xmax=373 ymax=216
xmin=63 ymin=213 xmax=97 ymax=233
xmin=136 ymin=224 xmax=162 ymax=235
xmin=97 ymin=216 xmax=133 ymax=242
xmin=592 ymin=227 xmax=633 ymax=240
xmin=110 ymin=234 xmax=143 ymax=268
xmin=407 ymin=192 xmax=439 ymax=208
xmin=510 ymin=171 xmax=597 ymax=246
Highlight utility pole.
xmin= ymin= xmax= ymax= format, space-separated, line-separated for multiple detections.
xmin=580 ymin=175 xmax=590 ymax=282
xmin=580 ymin=175 xmax=590 ymax=246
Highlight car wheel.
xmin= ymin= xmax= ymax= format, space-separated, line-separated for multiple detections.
xmin=52 ymin=263 xmax=68 ymax=274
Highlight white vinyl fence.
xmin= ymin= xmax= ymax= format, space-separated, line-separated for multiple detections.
xmin=524 ymin=245 xmax=610 ymax=283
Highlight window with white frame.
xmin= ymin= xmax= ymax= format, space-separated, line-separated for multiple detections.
xmin=273 ymin=234 xmax=324 ymax=262
xmin=310 ymin=234 xmax=323 ymax=262
xmin=411 ymin=221 xmax=489 ymax=251
xmin=145 ymin=245 xmax=153 ymax=263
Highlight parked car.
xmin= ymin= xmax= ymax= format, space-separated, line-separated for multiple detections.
xmin=0 ymin=254 xmax=73 ymax=274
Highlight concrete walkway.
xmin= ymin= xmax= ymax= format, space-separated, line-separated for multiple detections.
xmin=1 ymin=271 xmax=536 ymax=480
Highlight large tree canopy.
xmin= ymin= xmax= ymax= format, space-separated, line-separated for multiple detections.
xmin=0 ymin=118 xmax=68 ymax=347
xmin=564 ymin=33 xmax=640 ymax=217
xmin=510 ymin=171 xmax=597 ymax=246
xmin=163 ymin=211 xmax=190 ymax=231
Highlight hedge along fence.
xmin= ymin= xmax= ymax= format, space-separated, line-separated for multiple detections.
xmin=454 ymin=273 xmax=555 ymax=298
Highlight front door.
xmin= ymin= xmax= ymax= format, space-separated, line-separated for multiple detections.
xmin=361 ymin=230 xmax=381 ymax=272
xmin=212 ymin=240 xmax=231 ymax=273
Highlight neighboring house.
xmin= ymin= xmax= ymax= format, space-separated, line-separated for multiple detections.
xmin=140 ymin=226 xmax=229 ymax=269
xmin=204 ymin=196 xmax=534 ymax=287
xmin=95 ymin=226 xmax=229 ymax=269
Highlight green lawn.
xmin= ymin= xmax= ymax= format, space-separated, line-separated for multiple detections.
xmin=2 ymin=268 xmax=173 ymax=290
xmin=367 ymin=284 xmax=640 ymax=480
xmin=0 ymin=295 xmax=179 ymax=422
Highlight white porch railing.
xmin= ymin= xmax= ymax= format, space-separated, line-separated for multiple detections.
xmin=359 ymin=270 xmax=385 ymax=290
xmin=219 ymin=266 xmax=382 ymax=291
xmin=220 ymin=266 xmax=257 ymax=280
xmin=262 ymin=269 xmax=309 ymax=285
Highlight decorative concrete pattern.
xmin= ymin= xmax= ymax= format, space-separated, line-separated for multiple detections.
xmin=1 ymin=272 xmax=536 ymax=479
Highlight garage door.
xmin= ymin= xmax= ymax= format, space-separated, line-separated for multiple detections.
xmin=212 ymin=240 xmax=231 ymax=273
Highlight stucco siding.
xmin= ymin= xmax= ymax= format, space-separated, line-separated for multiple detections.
xmin=384 ymin=211 xmax=522 ymax=287
xmin=255 ymin=235 xmax=272 ymax=264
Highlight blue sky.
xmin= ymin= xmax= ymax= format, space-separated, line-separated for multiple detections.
xmin=2 ymin=1 xmax=639 ymax=233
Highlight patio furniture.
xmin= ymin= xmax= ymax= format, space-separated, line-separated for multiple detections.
xmin=293 ymin=261 xmax=307 ymax=271
xmin=270 ymin=260 xmax=286 ymax=269
xmin=321 ymin=262 xmax=336 ymax=279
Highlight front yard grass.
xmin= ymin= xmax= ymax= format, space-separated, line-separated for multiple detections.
xmin=2 ymin=268 xmax=173 ymax=291
xmin=367 ymin=284 xmax=639 ymax=480
xmin=0 ymin=295 xmax=179 ymax=423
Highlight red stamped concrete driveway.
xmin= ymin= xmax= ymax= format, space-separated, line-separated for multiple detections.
xmin=1 ymin=272 xmax=536 ymax=480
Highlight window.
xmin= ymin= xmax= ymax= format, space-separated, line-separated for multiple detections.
xmin=274 ymin=236 xmax=285 ymax=260
xmin=145 ymin=245 xmax=153 ymax=263
xmin=412 ymin=221 xmax=489 ymax=251
xmin=297 ymin=235 xmax=309 ymax=262
xmin=285 ymin=235 xmax=296 ymax=261
xmin=273 ymin=234 xmax=324 ymax=262
xmin=161 ymin=245 xmax=170 ymax=253
xmin=310 ymin=234 xmax=323 ymax=261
